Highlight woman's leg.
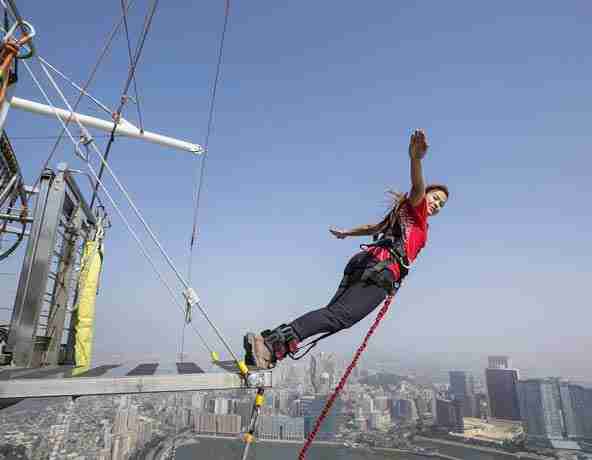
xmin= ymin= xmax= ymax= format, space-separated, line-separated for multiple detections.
xmin=290 ymin=280 xmax=388 ymax=340
xmin=290 ymin=251 xmax=391 ymax=340
xmin=244 ymin=251 xmax=394 ymax=368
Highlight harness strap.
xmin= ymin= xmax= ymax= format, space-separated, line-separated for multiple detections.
xmin=261 ymin=324 xmax=299 ymax=363
xmin=360 ymin=238 xmax=410 ymax=293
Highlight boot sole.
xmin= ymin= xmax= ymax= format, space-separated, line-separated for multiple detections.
xmin=243 ymin=333 xmax=257 ymax=367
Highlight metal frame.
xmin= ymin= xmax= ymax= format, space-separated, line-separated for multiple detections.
xmin=5 ymin=163 xmax=97 ymax=367
xmin=10 ymin=97 xmax=203 ymax=154
xmin=0 ymin=371 xmax=273 ymax=400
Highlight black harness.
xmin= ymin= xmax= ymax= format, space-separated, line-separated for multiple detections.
xmin=359 ymin=208 xmax=411 ymax=294
xmin=360 ymin=236 xmax=410 ymax=294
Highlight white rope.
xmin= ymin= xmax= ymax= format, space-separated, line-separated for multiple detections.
xmin=28 ymin=51 xmax=241 ymax=364
xmin=34 ymin=62 xmax=241 ymax=363
xmin=21 ymin=59 xmax=216 ymax=357
xmin=37 ymin=57 xmax=113 ymax=116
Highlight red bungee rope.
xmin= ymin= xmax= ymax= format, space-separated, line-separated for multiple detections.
xmin=297 ymin=294 xmax=395 ymax=460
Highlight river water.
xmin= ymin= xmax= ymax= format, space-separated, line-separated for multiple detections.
xmin=175 ymin=437 xmax=519 ymax=460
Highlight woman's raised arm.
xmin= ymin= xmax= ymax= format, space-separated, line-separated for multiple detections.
xmin=408 ymin=129 xmax=428 ymax=206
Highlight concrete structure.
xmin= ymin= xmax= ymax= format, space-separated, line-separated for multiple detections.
xmin=449 ymin=371 xmax=478 ymax=417
xmin=485 ymin=366 xmax=521 ymax=421
xmin=433 ymin=396 xmax=464 ymax=433
xmin=369 ymin=411 xmax=391 ymax=431
xmin=519 ymin=378 xmax=592 ymax=449
xmin=393 ymin=398 xmax=418 ymax=421
xmin=374 ymin=395 xmax=389 ymax=412
xmin=488 ymin=356 xmax=511 ymax=369
xmin=304 ymin=395 xmax=342 ymax=441
xmin=360 ymin=394 xmax=374 ymax=415
xmin=258 ymin=415 xmax=304 ymax=440
xmin=194 ymin=413 xmax=241 ymax=435
xmin=563 ymin=383 xmax=592 ymax=442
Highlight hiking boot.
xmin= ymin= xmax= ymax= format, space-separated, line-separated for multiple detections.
xmin=243 ymin=333 xmax=274 ymax=369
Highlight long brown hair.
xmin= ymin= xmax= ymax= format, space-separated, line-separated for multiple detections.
xmin=367 ymin=189 xmax=408 ymax=240
xmin=370 ymin=184 xmax=449 ymax=239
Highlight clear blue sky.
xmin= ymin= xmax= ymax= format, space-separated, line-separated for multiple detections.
xmin=2 ymin=1 xmax=591 ymax=379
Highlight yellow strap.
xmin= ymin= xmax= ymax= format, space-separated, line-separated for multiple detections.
xmin=237 ymin=360 xmax=249 ymax=376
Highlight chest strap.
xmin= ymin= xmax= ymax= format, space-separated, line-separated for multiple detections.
xmin=360 ymin=238 xmax=410 ymax=293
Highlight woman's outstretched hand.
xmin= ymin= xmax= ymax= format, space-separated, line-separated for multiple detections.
xmin=329 ymin=227 xmax=348 ymax=239
xmin=408 ymin=128 xmax=429 ymax=160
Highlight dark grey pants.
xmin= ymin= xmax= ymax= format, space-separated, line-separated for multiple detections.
xmin=290 ymin=252 xmax=396 ymax=341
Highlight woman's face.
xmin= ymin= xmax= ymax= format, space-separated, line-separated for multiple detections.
xmin=427 ymin=189 xmax=448 ymax=216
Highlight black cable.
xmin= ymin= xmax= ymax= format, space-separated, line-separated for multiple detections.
xmin=181 ymin=0 xmax=232 ymax=368
xmin=90 ymin=0 xmax=160 ymax=209
xmin=187 ymin=0 xmax=231 ymax=278
xmin=32 ymin=0 xmax=139 ymax=190
xmin=120 ymin=0 xmax=145 ymax=133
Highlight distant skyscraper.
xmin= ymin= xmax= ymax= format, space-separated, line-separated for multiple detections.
xmin=236 ymin=400 xmax=254 ymax=430
xmin=360 ymin=394 xmax=374 ymax=415
xmin=304 ymin=395 xmax=342 ymax=440
xmin=519 ymin=378 xmax=592 ymax=449
xmin=369 ymin=411 xmax=391 ymax=431
xmin=563 ymin=383 xmax=592 ymax=443
xmin=414 ymin=397 xmax=427 ymax=416
xmin=192 ymin=392 xmax=205 ymax=410
xmin=374 ymin=395 xmax=389 ymax=412
xmin=518 ymin=379 xmax=564 ymax=443
xmin=393 ymin=399 xmax=418 ymax=421
xmin=433 ymin=396 xmax=463 ymax=433
xmin=485 ymin=359 xmax=521 ymax=421
xmin=259 ymin=415 xmax=305 ymax=440
xmin=449 ymin=371 xmax=478 ymax=417
xmin=488 ymin=356 xmax=511 ymax=369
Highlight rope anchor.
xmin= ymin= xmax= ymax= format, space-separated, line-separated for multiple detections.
xmin=240 ymin=387 xmax=265 ymax=460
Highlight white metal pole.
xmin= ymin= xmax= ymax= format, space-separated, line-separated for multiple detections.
xmin=10 ymin=97 xmax=204 ymax=155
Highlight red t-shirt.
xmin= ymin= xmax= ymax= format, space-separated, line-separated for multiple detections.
xmin=365 ymin=197 xmax=429 ymax=281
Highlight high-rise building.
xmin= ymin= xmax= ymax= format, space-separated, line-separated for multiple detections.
xmin=236 ymin=400 xmax=254 ymax=430
xmin=374 ymin=395 xmax=389 ymax=412
xmin=449 ymin=371 xmax=478 ymax=417
xmin=414 ymin=397 xmax=427 ymax=416
xmin=192 ymin=392 xmax=205 ymax=410
xmin=369 ymin=411 xmax=391 ymax=431
xmin=259 ymin=415 xmax=305 ymax=440
xmin=519 ymin=378 xmax=592 ymax=449
xmin=485 ymin=359 xmax=521 ymax=421
xmin=359 ymin=394 xmax=374 ymax=415
xmin=290 ymin=396 xmax=315 ymax=417
xmin=193 ymin=413 xmax=241 ymax=434
xmin=393 ymin=399 xmax=418 ymax=421
xmin=563 ymin=383 xmax=592 ymax=442
xmin=304 ymin=395 xmax=342 ymax=440
xmin=433 ymin=396 xmax=464 ymax=433
xmin=518 ymin=379 xmax=564 ymax=443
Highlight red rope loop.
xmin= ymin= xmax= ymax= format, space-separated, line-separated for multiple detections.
xmin=297 ymin=294 xmax=394 ymax=460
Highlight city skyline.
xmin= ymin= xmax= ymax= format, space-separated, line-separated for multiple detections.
xmin=2 ymin=352 xmax=592 ymax=458
xmin=2 ymin=1 xmax=592 ymax=458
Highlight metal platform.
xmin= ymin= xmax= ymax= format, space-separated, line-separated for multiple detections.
xmin=0 ymin=361 xmax=273 ymax=407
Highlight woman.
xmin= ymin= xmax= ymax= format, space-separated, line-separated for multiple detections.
xmin=244 ymin=129 xmax=449 ymax=369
